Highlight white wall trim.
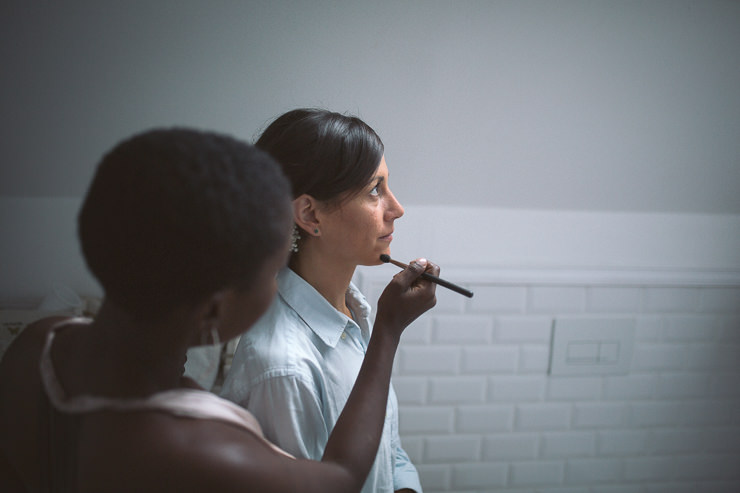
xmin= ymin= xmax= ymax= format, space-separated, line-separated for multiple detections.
xmin=390 ymin=206 xmax=740 ymax=272
xmin=2 ymin=198 xmax=739 ymax=307
xmin=357 ymin=265 xmax=740 ymax=288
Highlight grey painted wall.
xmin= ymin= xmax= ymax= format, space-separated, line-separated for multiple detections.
xmin=2 ymin=0 xmax=739 ymax=213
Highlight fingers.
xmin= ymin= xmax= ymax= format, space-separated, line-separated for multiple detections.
xmin=422 ymin=259 xmax=440 ymax=278
xmin=392 ymin=258 xmax=428 ymax=287
xmin=377 ymin=257 xmax=440 ymax=331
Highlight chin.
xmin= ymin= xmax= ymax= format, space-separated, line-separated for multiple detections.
xmin=361 ymin=249 xmax=389 ymax=266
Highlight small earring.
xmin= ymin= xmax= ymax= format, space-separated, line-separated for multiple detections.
xmin=202 ymin=326 xmax=220 ymax=347
xmin=290 ymin=224 xmax=301 ymax=253
xmin=313 ymin=228 xmax=319 ymax=235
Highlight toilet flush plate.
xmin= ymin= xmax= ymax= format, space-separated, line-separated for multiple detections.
xmin=549 ymin=317 xmax=635 ymax=376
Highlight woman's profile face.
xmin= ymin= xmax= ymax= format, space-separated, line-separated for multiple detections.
xmin=316 ymin=156 xmax=404 ymax=267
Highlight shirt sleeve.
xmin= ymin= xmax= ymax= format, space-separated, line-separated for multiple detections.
xmin=390 ymin=388 xmax=423 ymax=493
xmin=242 ymin=372 xmax=329 ymax=461
xmin=392 ymin=444 xmax=423 ymax=492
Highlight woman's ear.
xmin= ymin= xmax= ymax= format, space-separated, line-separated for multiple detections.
xmin=293 ymin=194 xmax=321 ymax=237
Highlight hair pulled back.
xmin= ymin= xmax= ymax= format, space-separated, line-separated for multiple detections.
xmin=255 ymin=108 xmax=384 ymax=207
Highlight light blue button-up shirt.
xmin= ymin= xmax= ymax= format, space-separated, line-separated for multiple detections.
xmin=221 ymin=267 xmax=422 ymax=493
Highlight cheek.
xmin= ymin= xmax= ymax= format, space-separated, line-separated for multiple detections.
xmin=237 ymin=297 xmax=268 ymax=334
xmin=236 ymin=281 xmax=277 ymax=327
xmin=359 ymin=205 xmax=384 ymax=229
xmin=253 ymin=281 xmax=277 ymax=316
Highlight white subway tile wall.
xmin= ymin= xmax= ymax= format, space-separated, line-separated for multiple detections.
xmin=359 ymin=270 xmax=740 ymax=492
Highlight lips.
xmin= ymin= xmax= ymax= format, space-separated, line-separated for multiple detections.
xmin=379 ymin=231 xmax=394 ymax=241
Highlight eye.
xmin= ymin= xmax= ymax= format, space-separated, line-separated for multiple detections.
xmin=369 ymin=177 xmax=384 ymax=197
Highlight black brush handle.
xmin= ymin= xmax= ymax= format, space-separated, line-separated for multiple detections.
xmin=380 ymin=254 xmax=474 ymax=298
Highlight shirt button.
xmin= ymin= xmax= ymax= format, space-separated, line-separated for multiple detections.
xmin=341 ymin=332 xmax=347 ymax=340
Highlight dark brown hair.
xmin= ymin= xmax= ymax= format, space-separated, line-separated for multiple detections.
xmin=255 ymin=108 xmax=384 ymax=208
xmin=78 ymin=128 xmax=292 ymax=318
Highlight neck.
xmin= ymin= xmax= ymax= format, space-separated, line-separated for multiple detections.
xmin=81 ymin=300 xmax=194 ymax=396
xmin=290 ymin=248 xmax=355 ymax=315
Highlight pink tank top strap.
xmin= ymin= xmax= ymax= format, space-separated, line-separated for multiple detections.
xmin=40 ymin=318 xmax=293 ymax=458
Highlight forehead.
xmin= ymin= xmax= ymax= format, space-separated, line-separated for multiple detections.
xmin=376 ymin=156 xmax=388 ymax=176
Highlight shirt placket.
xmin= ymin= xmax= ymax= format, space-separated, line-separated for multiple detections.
xmin=341 ymin=321 xmax=367 ymax=354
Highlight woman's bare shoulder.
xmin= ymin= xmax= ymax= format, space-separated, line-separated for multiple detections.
xmin=80 ymin=412 xmax=354 ymax=492
xmin=1 ymin=316 xmax=69 ymax=366
xmin=0 ymin=316 xmax=72 ymax=492
xmin=0 ymin=315 xmax=77 ymax=416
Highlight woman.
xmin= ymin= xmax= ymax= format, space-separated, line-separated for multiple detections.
xmin=0 ymin=128 xmax=438 ymax=492
xmin=221 ymin=109 xmax=428 ymax=493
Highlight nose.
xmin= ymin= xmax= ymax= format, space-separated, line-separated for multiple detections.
xmin=386 ymin=189 xmax=404 ymax=221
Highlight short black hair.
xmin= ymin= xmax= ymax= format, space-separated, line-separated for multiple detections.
xmin=78 ymin=128 xmax=292 ymax=318
xmin=255 ymin=108 xmax=384 ymax=207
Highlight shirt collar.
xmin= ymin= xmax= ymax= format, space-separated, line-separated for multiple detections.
xmin=277 ymin=267 xmax=370 ymax=348
xmin=346 ymin=282 xmax=371 ymax=341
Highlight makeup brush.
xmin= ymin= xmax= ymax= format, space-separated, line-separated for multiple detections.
xmin=379 ymin=254 xmax=474 ymax=298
